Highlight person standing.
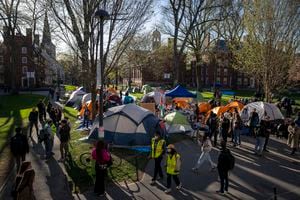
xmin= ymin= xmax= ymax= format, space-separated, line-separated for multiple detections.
xmin=221 ymin=114 xmax=230 ymax=143
xmin=10 ymin=128 xmax=29 ymax=171
xmin=233 ymin=109 xmax=242 ymax=147
xmin=287 ymin=122 xmax=300 ymax=155
xmin=58 ymin=120 xmax=71 ymax=162
xmin=83 ymin=105 xmax=90 ymax=129
xmin=91 ymin=140 xmax=111 ymax=197
xmin=28 ymin=108 xmax=38 ymax=138
xmin=150 ymin=132 xmax=166 ymax=184
xmin=249 ymin=108 xmax=259 ymax=136
xmin=207 ymin=113 xmax=218 ymax=146
xmin=164 ymin=144 xmax=182 ymax=193
xmin=46 ymin=102 xmax=52 ymax=115
xmin=43 ymin=120 xmax=55 ymax=159
xmin=263 ymin=114 xmax=271 ymax=152
xmin=254 ymin=120 xmax=267 ymax=156
xmin=37 ymin=100 xmax=46 ymax=123
xmin=192 ymin=136 xmax=216 ymax=172
xmin=217 ymin=141 xmax=233 ymax=194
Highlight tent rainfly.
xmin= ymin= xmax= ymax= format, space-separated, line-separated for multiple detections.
xmin=165 ymin=85 xmax=197 ymax=98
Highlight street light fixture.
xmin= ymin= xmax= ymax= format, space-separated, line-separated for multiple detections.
xmin=95 ymin=9 xmax=109 ymax=138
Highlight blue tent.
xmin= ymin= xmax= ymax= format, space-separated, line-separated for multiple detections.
xmin=89 ymin=104 xmax=160 ymax=146
xmin=165 ymin=85 xmax=197 ymax=98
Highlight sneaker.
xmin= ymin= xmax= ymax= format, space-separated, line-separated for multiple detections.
xmin=176 ymin=183 xmax=182 ymax=190
xmin=164 ymin=188 xmax=171 ymax=193
xmin=225 ymin=190 xmax=229 ymax=194
xmin=150 ymin=180 xmax=156 ymax=185
xmin=216 ymin=190 xmax=225 ymax=195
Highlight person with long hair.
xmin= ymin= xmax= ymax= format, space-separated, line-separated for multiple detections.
xmin=91 ymin=140 xmax=111 ymax=197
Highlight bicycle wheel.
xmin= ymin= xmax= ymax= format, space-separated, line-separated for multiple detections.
xmin=79 ymin=152 xmax=93 ymax=167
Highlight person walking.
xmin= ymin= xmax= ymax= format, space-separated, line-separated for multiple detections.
xmin=254 ymin=120 xmax=267 ymax=156
xmin=10 ymin=128 xmax=29 ymax=171
xmin=233 ymin=109 xmax=242 ymax=147
xmin=58 ymin=119 xmax=71 ymax=162
xmin=249 ymin=108 xmax=259 ymax=136
xmin=287 ymin=122 xmax=300 ymax=155
xmin=221 ymin=114 xmax=230 ymax=143
xmin=192 ymin=136 xmax=216 ymax=172
xmin=263 ymin=114 xmax=271 ymax=152
xmin=46 ymin=102 xmax=52 ymax=115
xmin=150 ymin=132 xmax=166 ymax=184
xmin=91 ymin=140 xmax=112 ymax=197
xmin=217 ymin=141 xmax=234 ymax=195
xmin=28 ymin=108 xmax=38 ymax=138
xmin=207 ymin=113 xmax=218 ymax=146
xmin=15 ymin=165 xmax=35 ymax=200
xmin=37 ymin=100 xmax=46 ymax=123
xmin=164 ymin=144 xmax=182 ymax=193
xmin=43 ymin=120 xmax=55 ymax=159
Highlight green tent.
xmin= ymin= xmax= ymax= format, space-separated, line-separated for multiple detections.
xmin=142 ymin=85 xmax=153 ymax=94
xmin=164 ymin=111 xmax=192 ymax=133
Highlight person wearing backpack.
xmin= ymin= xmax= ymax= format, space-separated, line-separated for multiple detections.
xmin=28 ymin=108 xmax=38 ymax=138
xmin=217 ymin=141 xmax=235 ymax=195
xmin=58 ymin=120 xmax=71 ymax=162
xmin=91 ymin=140 xmax=112 ymax=197
xmin=10 ymin=127 xmax=29 ymax=171
xmin=254 ymin=119 xmax=267 ymax=156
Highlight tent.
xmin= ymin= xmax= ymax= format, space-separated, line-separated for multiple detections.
xmin=164 ymin=111 xmax=192 ymax=134
xmin=82 ymin=93 xmax=91 ymax=105
xmin=226 ymin=101 xmax=244 ymax=111
xmin=141 ymin=91 xmax=165 ymax=105
xmin=142 ymin=85 xmax=153 ymax=94
xmin=165 ymin=85 xmax=197 ymax=98
xmin=66 ymin=87 xmax=86 ymax=107
xmin=108 ymin=94 xmax=122 ymax=105
xmin=198 ymin=102 xmax=212 ymax=113
xmin=107 ymin=87 xmax=118 ymax=94
xmin=89 ymin=104 xmax=160 ymax=146
xmin=240 ymin=101 xmax=284 ymax=122
xmin=173 ymin=98 xmax=191 ymax=109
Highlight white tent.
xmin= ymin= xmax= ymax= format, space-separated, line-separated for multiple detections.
xmin=66 ymin=87 xmax=86 ymax=107
xmin=240 ymin=101 xmax=284 ymax=122
xmin=82 ymin=93 xmax=91 ymax=105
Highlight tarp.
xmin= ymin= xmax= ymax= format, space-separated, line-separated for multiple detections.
xmin=165 ymin=85 xmax=197 ymax=98
xmin=164 ymin=111 xmax=192 ymax=133
xmin=142 ymin=85 xmax=153 ymax=94
xmin=89 ymin=104 xmax=160 ymax=146
xmin=240 ymin=101 xmax=284 ymax=122
xmin=66 ymin=87 xmax=86 ymax=107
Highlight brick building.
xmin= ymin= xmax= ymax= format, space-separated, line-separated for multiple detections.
xmin=0 ymin=12 xmax=64 ymax=89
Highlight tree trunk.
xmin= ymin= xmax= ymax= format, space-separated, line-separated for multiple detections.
xmin=195 ymin=53 xmax=202 ymax=91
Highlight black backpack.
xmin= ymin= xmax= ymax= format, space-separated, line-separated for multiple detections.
xmin=10 ymin=134 xmax=26 ymax=155
xmin=227 ymin=150 xmax=235 ymax=170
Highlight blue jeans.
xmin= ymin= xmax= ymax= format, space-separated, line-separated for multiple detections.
xmin=233 ymin=129 xmax=241 ymax=145
xmin=254 ymin=137 xmax=265 ymax=155
xmin=44 ymin=138 xmax=53 ymax=157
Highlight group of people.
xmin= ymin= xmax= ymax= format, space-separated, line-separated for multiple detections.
xmin=149 ymin=132 xmax=235 ymax=195
xmin=9 ymin=98 xmax=72 ymax=199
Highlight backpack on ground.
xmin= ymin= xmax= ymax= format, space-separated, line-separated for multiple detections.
xmin=227 ymin=150 xmax=235 ymax=170
xmin=10 ymin=135 xmax=26 ymax=155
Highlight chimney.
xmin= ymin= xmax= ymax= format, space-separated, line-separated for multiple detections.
xmin=34 ymin=34 xmax=40 ymax=45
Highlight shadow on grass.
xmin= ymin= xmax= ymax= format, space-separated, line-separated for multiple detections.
xmin=64 ymin=107 xmax=78 ymax=120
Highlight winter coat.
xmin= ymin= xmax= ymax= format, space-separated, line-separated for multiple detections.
xmin=287 ymin=125 xmax=300 ymax=149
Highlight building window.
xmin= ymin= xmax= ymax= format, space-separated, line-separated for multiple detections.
xmin=205 ymin=77 xmax=209 ymax=85
xmin=237 ymin=78 xmax=242 ymax=85
xmin=0 ymin=65 xmax=4 ymax=73
xmin=164 ymin=73 xmax=171 ymax=79
xmin=224 ymin=68 xmax=228 ymax=76
xmin=223 ymin=77 xmax=228 ymax=85
xmin=216 ymin=76 xmax=221 ymax=83
xmin=22 ymin=57 xmax=27 ymax=64
xmin=244 ymin=78 xmax=248 ymax=86
xmin=21 ymin=47 xmax=27 ymax=54
xmin=22 ymin=66 xmax=28 ymax=73
xmin=217 ymin=68 xmax=221 ymax=75
xmin=0 ymin=56 xmax=3 ymax=63
xmin=34 ymin=57 xmax=38 ymax=64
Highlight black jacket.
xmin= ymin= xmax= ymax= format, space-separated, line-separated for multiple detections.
xmin=28 ymin=111 xmax=38 ymax=122
xmin=217 ymin=149 xmax=230 ymax=171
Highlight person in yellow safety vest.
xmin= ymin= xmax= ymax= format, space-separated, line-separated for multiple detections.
xmin=164 ymin=144 xmax=182 ymax=193
xmin=150 ymin=132 xmax=166 ymax=184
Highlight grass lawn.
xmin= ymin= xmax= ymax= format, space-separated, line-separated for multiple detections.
xmin=64 ymin=85 xmax=78 ymax=92
xmin=131 ymin=92 xmax=144 ymax=102
xmin=63 ymin=107 xmax=149 ymax=193
xmin=0 ymin=94 xmax=45 ymax=186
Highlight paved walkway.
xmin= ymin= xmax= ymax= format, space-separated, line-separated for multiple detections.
xmin=75 ymin=136 xmax=300 ymax=200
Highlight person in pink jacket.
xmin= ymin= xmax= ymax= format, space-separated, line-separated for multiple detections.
xmin=91 ymin=140 xmax=111 ymax=197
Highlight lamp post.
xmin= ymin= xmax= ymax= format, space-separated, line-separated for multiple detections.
xmin=95 ymin=9 xmax=109 ymax=138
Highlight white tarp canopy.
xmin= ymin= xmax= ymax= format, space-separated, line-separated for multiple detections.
xmin=240 ymin=101 xmax=284 ymax=122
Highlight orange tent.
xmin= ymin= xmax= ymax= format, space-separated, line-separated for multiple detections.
xmin=173 ymin=98 xmax=192 ymax=109
xmin=225 ymin=101 xmax=244 ymax=111
xmin=79 ymin=101 xmax=93 ymax=117
xmin=198 ymin=102 xmax=211 ymax=113
xmin=107 ymin=87 xmax=117 ymax=94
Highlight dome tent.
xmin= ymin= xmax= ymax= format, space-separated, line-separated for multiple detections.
xmin=165 ymin=85 xmax=197 ymax=98
xmin=164 ymin=111 xmax=192 ymax=134
xmin=240 ymin=101 xmax=284 ymax=122
xmin=66 ymin=87 xmax=86 ymax=107
xmin=89 ymin=104 xmax=160 ymax=146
